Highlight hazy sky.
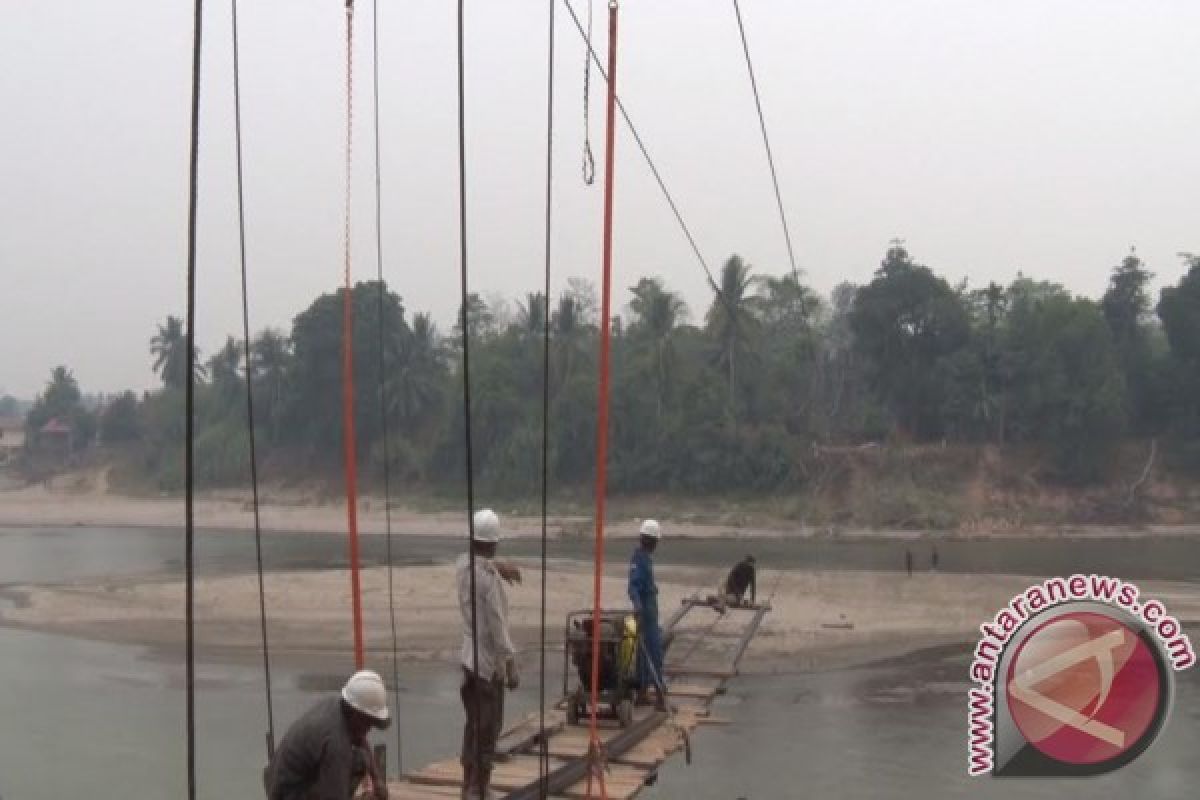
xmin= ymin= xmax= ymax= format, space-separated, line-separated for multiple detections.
xmin=3 ymin=1 xmax=1199 ymax=399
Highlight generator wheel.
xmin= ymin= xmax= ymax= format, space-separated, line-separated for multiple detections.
xmin=616 ymin=698 xmax=634 ymax=728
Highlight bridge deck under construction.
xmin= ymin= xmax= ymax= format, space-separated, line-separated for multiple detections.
xmin=387 ymin=594 xmax=770 ymax=799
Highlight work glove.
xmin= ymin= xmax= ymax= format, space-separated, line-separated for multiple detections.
xmin=505 ymin=657 xmax=520 ymax=690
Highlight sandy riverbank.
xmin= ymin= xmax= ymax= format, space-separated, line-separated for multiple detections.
xmin=5 ymin=481 xmax=1200 ymax=541
xmin=0 ymin=481 xmax=804 ymax=539
xmin=6 ymin=561 xmax=1198 ymax=673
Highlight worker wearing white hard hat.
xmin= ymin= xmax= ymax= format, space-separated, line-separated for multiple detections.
xmin=264 ymin=669 xmax=390 ymax=800
xmin=456 ymin=508 xmax=519 ymax=800
xmin=629 ymin=519 xmax=666 ymax=710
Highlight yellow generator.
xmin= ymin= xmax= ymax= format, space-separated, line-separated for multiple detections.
xmin=563 ymin=610 xmax=642 ymax=727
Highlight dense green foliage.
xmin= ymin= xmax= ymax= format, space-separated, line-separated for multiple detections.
xmin=24 ymin=247 xmax=1200 ymax=492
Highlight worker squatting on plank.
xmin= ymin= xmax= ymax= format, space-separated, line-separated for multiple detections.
xmin=715 ymin=554 xmax=757 ymax=613
xmin=628 ymin=518 xmax=667 ymax=711
xmin=456 ymin=509 xmax=520 ymax=800
xmin=263 ymin=670 xmax=391 ymax=800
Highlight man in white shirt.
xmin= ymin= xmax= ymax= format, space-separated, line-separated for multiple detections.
xmin=456 ymin=508 xmax=519 ymax=800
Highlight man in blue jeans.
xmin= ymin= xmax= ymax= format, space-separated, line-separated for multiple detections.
xmin=628 ymin=518 xmax=666 ymax=710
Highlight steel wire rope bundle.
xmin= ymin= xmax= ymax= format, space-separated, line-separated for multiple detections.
xmin=229 ymin=0 xmax=276 ymax=760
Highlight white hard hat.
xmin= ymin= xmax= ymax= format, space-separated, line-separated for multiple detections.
xmin=472 ymin=508 xmax=501 ymax=543
xmin=639 ymin=519 xmax=661 ymax=539
xmin=341 ymin=669 xmax=390 ymax=724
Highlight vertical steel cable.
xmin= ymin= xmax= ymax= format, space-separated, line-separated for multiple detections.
xmin=370 ymin=0 xmax=404 ymax=775
xmin=182 ymin=1 xmax=203 ymax=798
xmin=229 ymin=0 xmax=276 ymax=759
xmin=538 ymin=0 xmax=556 ymax=793
xmin=732 ymin=0 xmax=800 ymax=281
xmin=455 ymin=0 xmax=483 ymax=793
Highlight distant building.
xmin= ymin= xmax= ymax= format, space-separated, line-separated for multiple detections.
xmin=38 ymin=417 xmax=73 ymax=458
xmin=0 ymin=415 xmax=24 ymax=465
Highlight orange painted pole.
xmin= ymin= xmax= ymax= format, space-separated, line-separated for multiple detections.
xmin=586 ymin=3 xmax=619 ymax=798
xmin=342 ymin=0 xmax=365 ymax=670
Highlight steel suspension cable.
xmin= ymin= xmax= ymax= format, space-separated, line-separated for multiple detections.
xmin=455 ymin=0 xmax=484 ymax=792
xmin=342 ymin=0 xmax=366 ymax=671
xmin=538 ymin=0 xmax=556 ymax=793
xmin=370 ymin=0 xmax=404 ymax=775
xmin=182 ymin=1 xmax=203 ymax=798
xmin=229 ymin=0 xmax=276 ymax=760
xmin=732 ymin=0 xmax=800 ymax=281
xmin=561 ymin=0 xmax=737 ymax=320
xmin=585 ymin=4 xmax=619 ymax=798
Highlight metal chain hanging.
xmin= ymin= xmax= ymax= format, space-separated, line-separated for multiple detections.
xmin=581 ymin=0 xmax=595 ymax=184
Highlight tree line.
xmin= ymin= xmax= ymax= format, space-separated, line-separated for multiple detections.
xmin=22 ymin=244 xmax=1200 ymax=493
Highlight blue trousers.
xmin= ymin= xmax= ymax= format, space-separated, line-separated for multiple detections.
xmin=638 ymin=612 xmax=664 ymax=690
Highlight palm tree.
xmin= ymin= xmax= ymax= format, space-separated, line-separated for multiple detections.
xmin=629 ymin=277 xmax=688 ymax=417
xmin=705 ymin=255 xmax=760 ymax=414
xmin=514 ymin=292 xmax=547 ymax=339
xmin=250 ymin=329 xmax=291 ymax=442
xmin=551 ymin=292 xmax=585 ymax=395
xmin=150 ymin=316 xmax=205 ymax=389
xmin=388 ymin=312 xmax=446 ymax=429
xmin=207 ymin=337 xmax=243 ymax=404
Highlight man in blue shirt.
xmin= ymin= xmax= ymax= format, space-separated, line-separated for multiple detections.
xmin=628 ymin=518 xmax=666 ymax=710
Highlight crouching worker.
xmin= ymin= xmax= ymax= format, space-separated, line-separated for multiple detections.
xmin=716 ymin=554 xmax=757 ymax=612
xmin=265 ymin=669 xmax=391 ymax=800
xmin=458 ymin=509 xmax=520 ymax=800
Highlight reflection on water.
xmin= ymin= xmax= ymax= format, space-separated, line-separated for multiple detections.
xmin=5 ymin=525 xmax=1200 ymax=585
xmin=652 ymin=646 xmax=1200 ymax=799
xmin=2 ymin=631 xmax=1197 ymax=799
xmin=1 ymin=526 xmax=1199 ymax=798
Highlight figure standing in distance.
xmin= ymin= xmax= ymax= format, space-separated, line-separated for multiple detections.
xmin=905 ymin=548 xmax=913 ymax=578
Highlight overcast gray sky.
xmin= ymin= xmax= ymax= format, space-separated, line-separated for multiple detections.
xmin=2 ymin=1 xmax=1198 ymax=399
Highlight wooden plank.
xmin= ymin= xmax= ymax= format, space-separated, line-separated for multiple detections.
xmin=505 ymin=712 xmax=667 ymax=800
xmin=497 ymin=710 xmax=566 ymax=758
xmin=557 ymin=763 xmax=652 ymax=800
xmin=385 ymin=781 xmax=465 ymax=799
xmin=663 ymin=683 xmax=718 ymax=700
xmin=665 ymin=667 xmax=734 ymax=680
xmin=542 ymin=725 xmax=685 ymax=767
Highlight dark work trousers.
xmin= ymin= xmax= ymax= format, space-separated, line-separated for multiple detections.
xmin=460 ymin=668 xmax=505 ymax=791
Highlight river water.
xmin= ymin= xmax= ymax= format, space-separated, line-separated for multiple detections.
xmin=0 ymin=525 xmax=1197 ymax=798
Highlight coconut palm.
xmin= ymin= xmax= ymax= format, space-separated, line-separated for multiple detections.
xmin=150 ymin=316 xmax=205 ymax=389
xmin=705 ymin=255 xmax=761 ymax=413
xmin=388 ymin=312 xmax=446 ymax=429
xmin=207 ymin=337 xmax=243 ymax=404
xmin=628 ymin=277 xmax=688 ymax=417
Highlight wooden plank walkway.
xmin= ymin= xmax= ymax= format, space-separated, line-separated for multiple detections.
xmin=388 ymin=595 xmax=768 ymax=799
